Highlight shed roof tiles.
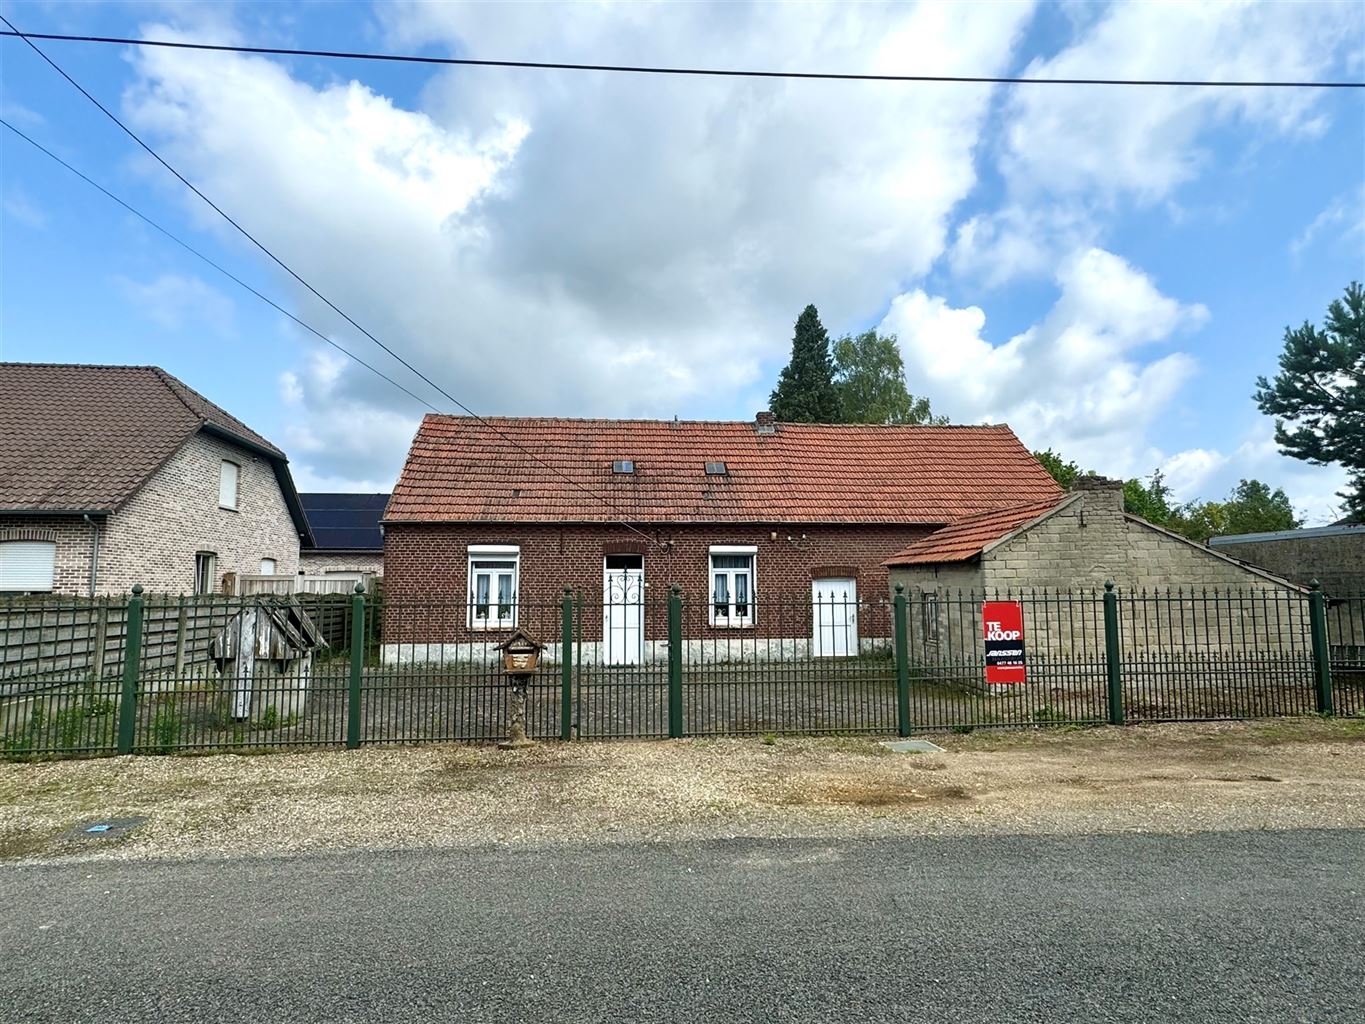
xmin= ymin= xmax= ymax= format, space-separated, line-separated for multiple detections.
xmin=882 ymin=496 xmax=1068 ymax=565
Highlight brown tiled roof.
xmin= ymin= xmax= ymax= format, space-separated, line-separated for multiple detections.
xmin=386 ymin=415 xmax=1064 ymax=524
xmin=882 ymin=496 xmax=1069 ymax=565
xmin=0 ymin=363 xmax=289 ymax=515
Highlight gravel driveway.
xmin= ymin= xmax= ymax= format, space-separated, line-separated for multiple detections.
xmin=2 ymin=718 xmax=1363 ymax=863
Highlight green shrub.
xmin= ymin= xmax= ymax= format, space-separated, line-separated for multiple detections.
xmin=1032 ymin=703 xmax=1069 ymax=724
xmin=55 ymin=705 xmax=86 ymax=751
xmin=151 ymin=702 xmax=182 ymax=755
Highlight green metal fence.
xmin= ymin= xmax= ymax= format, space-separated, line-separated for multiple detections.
xmin=1 ymin=581 xmax=1359 ymax=759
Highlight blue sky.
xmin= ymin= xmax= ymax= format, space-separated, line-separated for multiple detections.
xmin=2 ymin=1 xmax=1362 ymax=521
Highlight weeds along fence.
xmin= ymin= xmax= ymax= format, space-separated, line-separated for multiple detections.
xmin=1 ymin=583 xmax=1360 ymax=759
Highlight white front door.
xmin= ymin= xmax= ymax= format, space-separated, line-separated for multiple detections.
xmin=812 ymin=578 xmax=858 ymax=657
xmin=604 ymin=556 xmax=644 ymax=665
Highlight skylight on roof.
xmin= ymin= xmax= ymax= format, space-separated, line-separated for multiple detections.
xmin=612 ymin=459 xmax=636 ymax=474
xmin=705 ymin=461 xmax=727 ymax=476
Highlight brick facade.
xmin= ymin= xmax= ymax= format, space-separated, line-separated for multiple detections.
xmin=383 ymin=521 xmax=934 ymax=645
xmin=1 ymin=431 xmax=302 ymax=596
xmin=0 ymin=516 xmax=98 ymax=595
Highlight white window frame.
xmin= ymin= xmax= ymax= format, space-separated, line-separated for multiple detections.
xmin=0 ymin=540 xmax=56 ymax=594
xmin=709 ymin=545 xmax=757 ymax=627
xmin=467 ymin=545 xmax=520 ymax=629
xmin=219 ymin=460 xmax=240 ymax=510
xmin=194 ymin=551 xmax=218 ymax=596
xmin=259 ymin=558 xmax=277 ymax=575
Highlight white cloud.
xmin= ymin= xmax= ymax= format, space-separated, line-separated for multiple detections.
xmin=1160 ymin=448 xmax=1229 ymax=501
xmin=120 ymin=2 xmax=1036 ymax=487
xmin=1182 ymin=422 xmax=1351 ymax=526
xmin=882 ymin=248 xmax=1207 ymax=475
xmin=1003 ymin=2 xmax=1351 ymax=201
xmin=279 ymin=350 xmax=424 ymax=490
xmin=958 ymin=1 xmax=1361 ymax=287
xmin=114 ymin=272 xmax=235 ymax=333
xmin=1290 ymin=185 xmax=1365 ymax=259
xmin=2 ymin=187 xmax=46 ymax=228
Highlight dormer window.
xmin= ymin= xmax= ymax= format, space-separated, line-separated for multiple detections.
xmin=705 ymin=461 xmax=727 ymax=476
xmin=612 ymin=459 xmax=636 ymax=474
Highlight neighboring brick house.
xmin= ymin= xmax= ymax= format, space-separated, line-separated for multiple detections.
xmin=382 ymin=412 xmax=1063 ymax=663
xmin=883 ymin=477 xmax=1305 ymax=654
xmin=299 ymin=493 xmax=387 ymax=580
xmin=0 ymin=363 xmax=314 ymax=596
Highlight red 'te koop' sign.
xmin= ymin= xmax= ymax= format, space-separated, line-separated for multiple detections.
xmin=983 ymin=601 xmax=1027 ymax=685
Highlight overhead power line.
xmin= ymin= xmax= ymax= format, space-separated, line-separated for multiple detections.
xmin=0 ymin=117 xmax=437 ymax=415
xmin=1 ymin=16 xmax=665 ymax=546
xmin=2 ymin=29 xmax=1361 ymax=88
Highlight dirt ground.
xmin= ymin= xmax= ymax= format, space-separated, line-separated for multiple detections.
xmin=2 ymin=718 xmax=1364 ymax=863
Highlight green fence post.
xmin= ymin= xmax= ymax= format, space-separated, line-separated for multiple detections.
xmin=1308 ymin=580 xmax=1334 ymax=716
xmin=668 ymin=585 xmax=683 ymax=739
xmin=1103 ymin=581 xmax=1124 ymax=726
xmin=116 ymin=584 xmax=145 ymax=755
xmin=561 ymin=587 xmax=574 ymax=741
xmin=346 ymin=583 xmax=365 ymax=749
xmin=893 ymin=583 xmax=912 ymax=737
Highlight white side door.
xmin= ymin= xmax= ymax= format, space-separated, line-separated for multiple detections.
xmin=604 ymin=559 xmax=644 ymax=665
xmin=812 ymin=578 xmax=857 ymax=657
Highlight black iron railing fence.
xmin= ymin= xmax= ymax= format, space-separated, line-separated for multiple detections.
xmin=2 ymin=582 xmax=1361 ymax=758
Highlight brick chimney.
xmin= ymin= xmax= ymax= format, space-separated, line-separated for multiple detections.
xmin=755 ymin=410 xmax=776 ymax=435
xmin=1071 ymin=475 xmax=1124 ymax=513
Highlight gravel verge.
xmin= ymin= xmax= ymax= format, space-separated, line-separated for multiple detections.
xmin=2 ymin=718 xmax=1363 ymax=863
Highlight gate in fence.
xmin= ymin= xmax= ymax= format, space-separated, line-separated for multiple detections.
xmin=1 ymin=582 xmax=1360 ymax=759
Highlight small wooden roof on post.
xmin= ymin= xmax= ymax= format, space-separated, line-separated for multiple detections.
xmin=495 ymin=627 xmax=544 ymax=655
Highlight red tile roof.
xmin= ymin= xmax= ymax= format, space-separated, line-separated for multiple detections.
xmin=882 ymin=496 xmax=1069 ymax=565
xmin=0 ymin=363 xmax=292 ymax=517
xmin=386 ymin=415 xmax=1064 ymax=525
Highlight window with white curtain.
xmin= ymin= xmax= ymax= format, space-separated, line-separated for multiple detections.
xmin=709 ymin=546 xmax=756 ymax=626
xmin=0 ymin=540 xmax=56 ymax=594
xmin=468 ymin=545 xmax=519 ymax=628
xmin=259 ymin=558 xmax=277 ymax=575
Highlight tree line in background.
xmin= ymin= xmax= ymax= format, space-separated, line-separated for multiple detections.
xmin=1032 ymin=450 xmax=1298 ymax=543
xmin=768 ymin=282 xmax=1362 ymax=533
xmin=768 ymin=304 xmax=943 ymax=425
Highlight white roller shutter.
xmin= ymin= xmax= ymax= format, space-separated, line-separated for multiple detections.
xmin=0 ymin=541 xmax=56 ymax=592
xmin=219 ymin=461 xmax=240 ymax=509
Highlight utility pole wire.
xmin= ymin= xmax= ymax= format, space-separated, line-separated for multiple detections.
xmin=1 ymin=16 xmax=664 ymax=547
xmin=1 ymin=29 xmax=1361 ymax=88
xmin=1 ymin=117 xmax=438 ymax=415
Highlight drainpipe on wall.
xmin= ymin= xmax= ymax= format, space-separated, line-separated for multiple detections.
xmin=82 ymin=514 xmax=101 ymax=597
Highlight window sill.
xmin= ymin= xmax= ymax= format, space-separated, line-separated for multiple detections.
xmin=708 ymin=621 xmax=756 ymax=629
xmin=218 ymin=506 xmax=239 ymax=513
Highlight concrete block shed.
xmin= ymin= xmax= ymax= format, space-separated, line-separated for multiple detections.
xmin=883 ymin=478 xmax=1306 ymax=657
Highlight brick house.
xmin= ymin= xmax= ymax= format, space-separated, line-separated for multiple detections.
xmin=0 ymin=363 xmax=314 ymax=596
xmin=299 ymin=493 xmax=387 ymax=581
xmin=382 ymin=412 xmax=1062 ymax=662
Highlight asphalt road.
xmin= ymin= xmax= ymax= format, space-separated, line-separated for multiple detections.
xmin=2 ymin=831 xmax=1362 ymax=1023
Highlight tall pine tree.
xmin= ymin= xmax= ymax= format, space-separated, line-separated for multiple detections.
xmin=770 ymin=304 xmax=839 ymax=423
xmin=1253 ymin=281 xmax=1365 ymax=520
